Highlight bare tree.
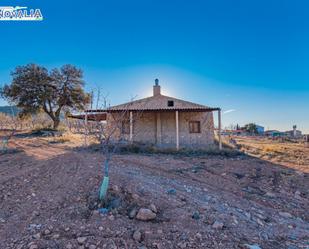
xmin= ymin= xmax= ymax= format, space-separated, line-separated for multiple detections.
xmin=83 ymin=95 xmax=144 ymax=201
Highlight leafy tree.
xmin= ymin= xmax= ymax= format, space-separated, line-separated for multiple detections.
xmin=1 ymin=64 xmax=90 ymax=129
xmin=242 ymin=123 xmax=258 ymax=134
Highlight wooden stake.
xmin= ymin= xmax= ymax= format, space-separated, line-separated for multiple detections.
xmin=176 ymin=111 xmax=179 ymax=150
xmin=129 ymin=111 xmax=133 ymax=142
xmin=218 ymin=109 xmax=222 ymax=150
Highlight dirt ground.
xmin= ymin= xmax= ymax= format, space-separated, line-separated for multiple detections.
xmin=0 ymin=133 xmax=308 ymax=249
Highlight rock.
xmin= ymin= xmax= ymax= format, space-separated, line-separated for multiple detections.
xmin=212 ymin=221 xmax=224 ymax=229
xmin=294 ymin=190 xmax=301 ymax=199
xmin=177 ymin=242 xmax=187 ymax=249
xmin=33 ymin=233 xmax=41 ymax=239
xmin=265 ymin=192 xmax=276 ymax=198
xmin=133 ymin=230 xmax=142 ymax=242
xmin=107 ymin=197 xmax=122 ymax=209
xmin=77 ymin=236 xmax=87 ymax=245
xmin=98 ymin=208 xmax=109 ymax=214
xmin=166 ymin=189 xmax=176 ymax=195
xmin=245 ymin=244 xmax=262 ymax=249
xmin=89 ymin=245 xmax=96 ymax=249
xmin=129 ymin=208 xmax=137 ymax=219
xmin=66 ymin=244 xmax=73 ymax=249
xmin=256 ymin=218 xmax=264 ymax=226
xmin=136 ymin=208 xmax=156 ymax=221
xmin=32 ymin=211 xmax=40 ymax=216
xmin=52 ymin=233 xmax=60 ymax=239
xmin=111 ymin=185 xmax=120 ymax=192
xmin=28 ymin=243 xmax=38 ymax=249
xmin=149 ymin=204 xmax=157 ymax=213
xmin=108 ymin=215 xmax=115 ymax=221
xmin=64 ymin=227 xmax=70 ymax=232
xmin=192 ymin=211 xmax=200 ymax=220
xmin=99 ymin=226 xmax=104 ymax=231
xmin=195 ymin=232 xmax=202 ymax=239
xmin=43 ymin=229 xmax=51 ymax=235
xmin=279 ymin=212 xmax=293 ymax=218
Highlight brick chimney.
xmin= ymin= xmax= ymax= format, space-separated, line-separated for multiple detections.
xmin=153 ymin=78 xmax=161 ymax=96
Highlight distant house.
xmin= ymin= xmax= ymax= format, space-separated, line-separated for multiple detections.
xmin=284 ymin=129 xmax=302 ymax=138
xmin=256 ymin=125 xmax=264 ymax=135
xmin=88 ymin=80 xmax=221 ymax=149
xmin=265 ymin=130 xmax=283 ymax=137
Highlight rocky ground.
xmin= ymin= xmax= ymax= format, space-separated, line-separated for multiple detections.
xmin=0 ymin=133 xmax=308 ymax=249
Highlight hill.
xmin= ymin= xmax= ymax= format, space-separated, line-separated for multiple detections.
xmin=0 ymin=106 xmax=19 ymax=116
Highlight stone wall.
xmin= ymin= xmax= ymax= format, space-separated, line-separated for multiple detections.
xmin=106 ymin=111 xmax=214 ymax=148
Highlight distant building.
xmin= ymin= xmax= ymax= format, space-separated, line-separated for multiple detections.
xmin=255 ymin=125 xmax=264 ymax=135
xmin=283 ymin=125 xmax=302 ymax=138
xmin=265 ymin=130 xmax=283 ymax=137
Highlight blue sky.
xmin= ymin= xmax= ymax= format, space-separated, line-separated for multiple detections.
xmin=0 ymin=0 xmax=308 ymax=132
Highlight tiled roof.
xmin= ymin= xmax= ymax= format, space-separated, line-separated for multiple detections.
xmin=90 ymin=94 xmax=219 ymax=112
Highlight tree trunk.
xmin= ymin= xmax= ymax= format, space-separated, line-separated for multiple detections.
xmin=53 ymin=118 xmax=60 ymax=130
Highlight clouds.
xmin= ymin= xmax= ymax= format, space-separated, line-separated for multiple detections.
xmin=223 ymin=109 xmax=236 ymax=114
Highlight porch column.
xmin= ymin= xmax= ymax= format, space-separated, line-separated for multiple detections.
xmin=156 ymin=112 xmax=162 ymax=145
xmin=176 ymin=111 xmax=179 ymax=150
xmin=129 ymin=111 xmax=133 ymax=142
xmin=218 ymin=109 xmax=222 ymax=150
xmin=84 ymin=111 xmax=88 ymax=124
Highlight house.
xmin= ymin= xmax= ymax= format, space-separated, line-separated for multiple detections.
xmin=91 ymin=79 xmax=221 ymax=149
xmin=256 ymin=125 xmax=264 ymax=135
xmin=284 ymin=125 xmax=302 ymax=138
xmin=264 ymin=130 xmax=283 ymax=137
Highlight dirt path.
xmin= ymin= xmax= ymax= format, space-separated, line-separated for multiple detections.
xmin=0 ymin=137 xmax=308 ymax=249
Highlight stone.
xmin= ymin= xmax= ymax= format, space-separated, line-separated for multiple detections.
xmin=43 ymin=229 xmax=51 ymax=235
xmin=32 ymin=211 xmax=40 ymax=216
xmin=166 ymin=189 xmax=176 ymax=195
xmin=111 ymin=185 xmax=120 ymax=192
xmin=77 ymin=236 xmax=87 ymax=245
xmin=245 ymin=244 xmax=262 ymax=249
xmin=52 ymin=233 xmax=60 ymax=239
xmin=133 ymin=230 xmax=142 ymax=242
xmin=212 ymin=221 xmax=224 ymax=229
xmin=129 ymin=208 xmax=137 ymax=219
xmin=149 ymin=204 xmax=157 ymax=213
xmin=136 ymin=208 xmax=156 ymax=221
xmin=33 ymin=233 xmax=41 ymax=239
xmin=195 ymin=232 xmax=202 ymax=239
xmin=177 ymin=242 xmax=187 ymax=249
xmin=265 ymin=192 xmax=276 ymax=198
xmin=108 ymin=215 xmax=115 ymax=221
xmin=279 ymin=212 xmax=293 ymax=218
xmin=192 ymin=211 xmax=200 ymax=220
xmin=89 ymin=245 xmax=96 ymax=249
xmin=66 ymin=244 xmax=73 ymax=249
xmin=29 ymin=243 xmax=38 ymax=249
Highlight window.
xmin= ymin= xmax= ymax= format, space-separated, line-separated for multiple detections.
xmin=122 ymin=120 xmax=130 ymax=134
xmin=189 ymin=121 xmax=201 ymax=133
xmin=167 ymin=100 xmax=174 ymax=107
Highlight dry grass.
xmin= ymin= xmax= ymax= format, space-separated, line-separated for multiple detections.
xmin=234 ymin=136 xmax=309 ymax=172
